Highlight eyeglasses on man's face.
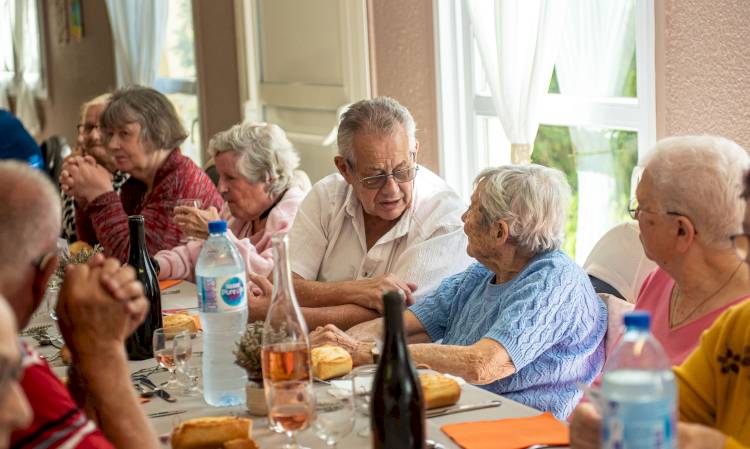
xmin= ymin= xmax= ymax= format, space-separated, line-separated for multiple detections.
xmin=355 ymin=165 xmax=419 ymax=190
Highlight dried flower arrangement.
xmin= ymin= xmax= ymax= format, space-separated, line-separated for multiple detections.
xmin=234 ymin=320 xmax=288 ymax=385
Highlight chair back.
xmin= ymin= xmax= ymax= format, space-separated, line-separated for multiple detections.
xmin=40 ymin=135 xmax=70 ymax=187
xmin=584 ymin=221 xmax=657 ymax=304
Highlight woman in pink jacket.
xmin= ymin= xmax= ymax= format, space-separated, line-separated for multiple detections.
xmin=154 ymin=122 xmax=308 ymax=281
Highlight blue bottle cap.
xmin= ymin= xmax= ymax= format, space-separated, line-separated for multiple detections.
xmin=208 ymin=220 xmax=227 ymax=234
xmin=623 ymin=311 xmax=651 ymax=330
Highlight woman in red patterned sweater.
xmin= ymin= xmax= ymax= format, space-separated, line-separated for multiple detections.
xmin=59 ymin=86 xmax=222 ymax=263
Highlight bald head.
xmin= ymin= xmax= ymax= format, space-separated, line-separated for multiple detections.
xmin=0 ymin=161 xmax=61 ymax=287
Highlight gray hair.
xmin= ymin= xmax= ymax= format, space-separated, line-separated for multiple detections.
xmin=337 ymin=96 xmax=417 ymax=163
xmin=0 ymin=161 xmax=61 ymax=283
xmin=101 ymin=85 xmax=187 ymax=150
xmin=208 ymin=122 xmax=300 ymax=198
xmin=474 ymin=164 xmax=571 ymax=254
xmin=643 ymin=135 xmax=750 ymax=247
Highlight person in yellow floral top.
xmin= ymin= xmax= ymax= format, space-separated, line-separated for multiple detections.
xmin=570 ymin=168 xmax=750 ymax=449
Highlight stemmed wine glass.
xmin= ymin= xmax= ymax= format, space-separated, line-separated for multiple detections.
xmin=152 ymin=328 xmax=184 ymax=392
xmin=312 ymin=387 xmax=355 ymax=447
xmin=267 ymin=380 xmax=314 ymax=449
xmin=173 ymin=331 xmax=200 ymax=395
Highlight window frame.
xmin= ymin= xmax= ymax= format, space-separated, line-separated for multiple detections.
xmin=434 ymin=0 xmax=656 ymax=201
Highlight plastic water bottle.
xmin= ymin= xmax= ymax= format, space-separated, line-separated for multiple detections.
xmin=196 ymin=220 xmax=248 ymax=406
xmin=601 ymin=311 xmax=677 ymax=449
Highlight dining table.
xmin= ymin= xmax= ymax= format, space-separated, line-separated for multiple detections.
xmin=23 ymin=281 xmax=567 ymax=449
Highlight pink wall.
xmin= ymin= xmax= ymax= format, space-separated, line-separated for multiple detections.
xmin=655 ymin=0 xmax=750 ymax=148
xmin=368 ymin=0 xmax=440 ymax=174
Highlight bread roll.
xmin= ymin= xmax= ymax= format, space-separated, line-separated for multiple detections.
xmin=311 ymin=345 xmax=353 ymax=380
xmin=171 ymin=416 xmax=252 ymax=449
xmin=68 ymin=241 xmax=93 ymax=256
xmin=222 ymin=438 xmax=258 ymax=449
xmin=420 ymin=373 xmax=461 ymax=409
xmin=163 ymin=313 xmax=198 ymax=338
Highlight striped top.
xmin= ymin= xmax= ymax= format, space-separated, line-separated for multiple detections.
xmin=11 ymin=342 xmax=113 ymax=449
xmin=410 ymin=251 xmax=607 ymax=419
xmin=76 ymin=149 xmax=223 ymax=263
xmin=60 ymin=171 xmax=129 ymax=243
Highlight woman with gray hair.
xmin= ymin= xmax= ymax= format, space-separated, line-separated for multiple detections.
xmin=154 ymin=122 xmax=307 ymax=281
xmin=614 ymin=135 xmax=750 ymax=365
xmin=60 ymin=86 xmax=222 ymax=263
xmin=309 ymin=164 xmax=607 ymax=419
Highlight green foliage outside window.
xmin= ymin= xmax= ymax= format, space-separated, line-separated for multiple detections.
xmin=532 ymin=54 xmax=638 ymax=259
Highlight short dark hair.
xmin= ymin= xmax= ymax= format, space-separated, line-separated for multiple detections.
xmin=101 ymin=86 xmax=187 ymax=150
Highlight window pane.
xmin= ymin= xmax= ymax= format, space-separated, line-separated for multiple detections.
xmin=167 ymin=92 xmax=200 ymax=162
xmin=160 ymin=0 xmax=196 ymax=80
xmin=158 ymin=0 xmax=200 ymax=163
xmin=21 ymin=0 xmax=41 ymax=88
xmin=533 ymin=125 xmax=637 ymax=261
xmin=0 ymin=0 xmax=15 ymax=80
xmin=554 ymin=0 xmax=637 ymax=98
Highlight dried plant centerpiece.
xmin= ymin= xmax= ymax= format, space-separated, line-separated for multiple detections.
xmin=235 ymin=321 xmax=288 ymax=415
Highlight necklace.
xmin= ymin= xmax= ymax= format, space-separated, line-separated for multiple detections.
xmin=669 ymin=260 xmax=743 ymax=329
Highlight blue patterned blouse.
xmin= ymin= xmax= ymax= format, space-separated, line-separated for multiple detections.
xmin=409 ymin=250 xmax=607 ymax=419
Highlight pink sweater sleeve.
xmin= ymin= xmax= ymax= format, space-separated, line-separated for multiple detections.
xmin=154 ymin=240 xmax=205 ymax=282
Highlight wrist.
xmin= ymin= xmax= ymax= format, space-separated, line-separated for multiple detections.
xmin=353 ymin=340 xmax=378 ymax=366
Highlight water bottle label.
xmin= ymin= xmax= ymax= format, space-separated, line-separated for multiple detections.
xmin=602 ymin=398 xmax=675 ymax=449
xmin=198 ymin=273 xmax=246 ymax=312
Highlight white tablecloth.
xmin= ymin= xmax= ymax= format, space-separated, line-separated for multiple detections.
xmin=26 ymin=281 xmax=556 ymax=449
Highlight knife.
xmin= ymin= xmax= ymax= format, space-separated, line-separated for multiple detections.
xmin=426 ymin=400 xmax=502 ymax=418
xmin=148 ymin=409 xmax=187 ymax=419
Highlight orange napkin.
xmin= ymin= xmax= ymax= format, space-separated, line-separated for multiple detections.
xmin=159 ymin=279 xmax=182 ymax=291
xmin=441 ymin=412 xmax=569 ymax=449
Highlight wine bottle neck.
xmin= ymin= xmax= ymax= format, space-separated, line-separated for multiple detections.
xmin=271 ymin=236 xmax=296 ymax=301
xmin=128 ymin=217 xmax=148 ymax=255
xmin=383 ymin=294 xmax=406 ymax=346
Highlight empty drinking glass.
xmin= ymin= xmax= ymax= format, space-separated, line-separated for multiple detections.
xmin=312 ymin=387 xmax=355 ymax=448
xmin=347 ymin=364 xmax=377 ymax=438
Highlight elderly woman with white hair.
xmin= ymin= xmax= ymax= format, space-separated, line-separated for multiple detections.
xmin=153 ymin=122 xmax=307 ymax=281
xmin=613 ymin=135 xmax=750 ymax=365
xmin=307 ymin=164 xmax=607 ymax=419
xmin=60 ymin=93 xmax=129 ymax=242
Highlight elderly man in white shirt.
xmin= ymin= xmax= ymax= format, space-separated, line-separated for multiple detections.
xmin=249 ymin=97 xmax=472 ymax=329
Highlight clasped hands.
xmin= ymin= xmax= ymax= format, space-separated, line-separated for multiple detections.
xmin=55 ymin=254 xmax=148 ymax=364
xmin=60 ymin=155 xmax=114 ymax=204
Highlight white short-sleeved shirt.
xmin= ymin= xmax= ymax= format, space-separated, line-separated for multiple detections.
xmin=289 ymin=166 xmax=473 ymax=299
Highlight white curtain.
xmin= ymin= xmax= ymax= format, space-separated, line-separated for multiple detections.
xmin=105 ymin=0 xmax=169 ymax=87
xmin=465 ymin=0 xmax=567 ymax=164
xmin=555 ymin=0 xmax=635 ymax=263
xmin=9 ymin=0 xmax=41 ymax=135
